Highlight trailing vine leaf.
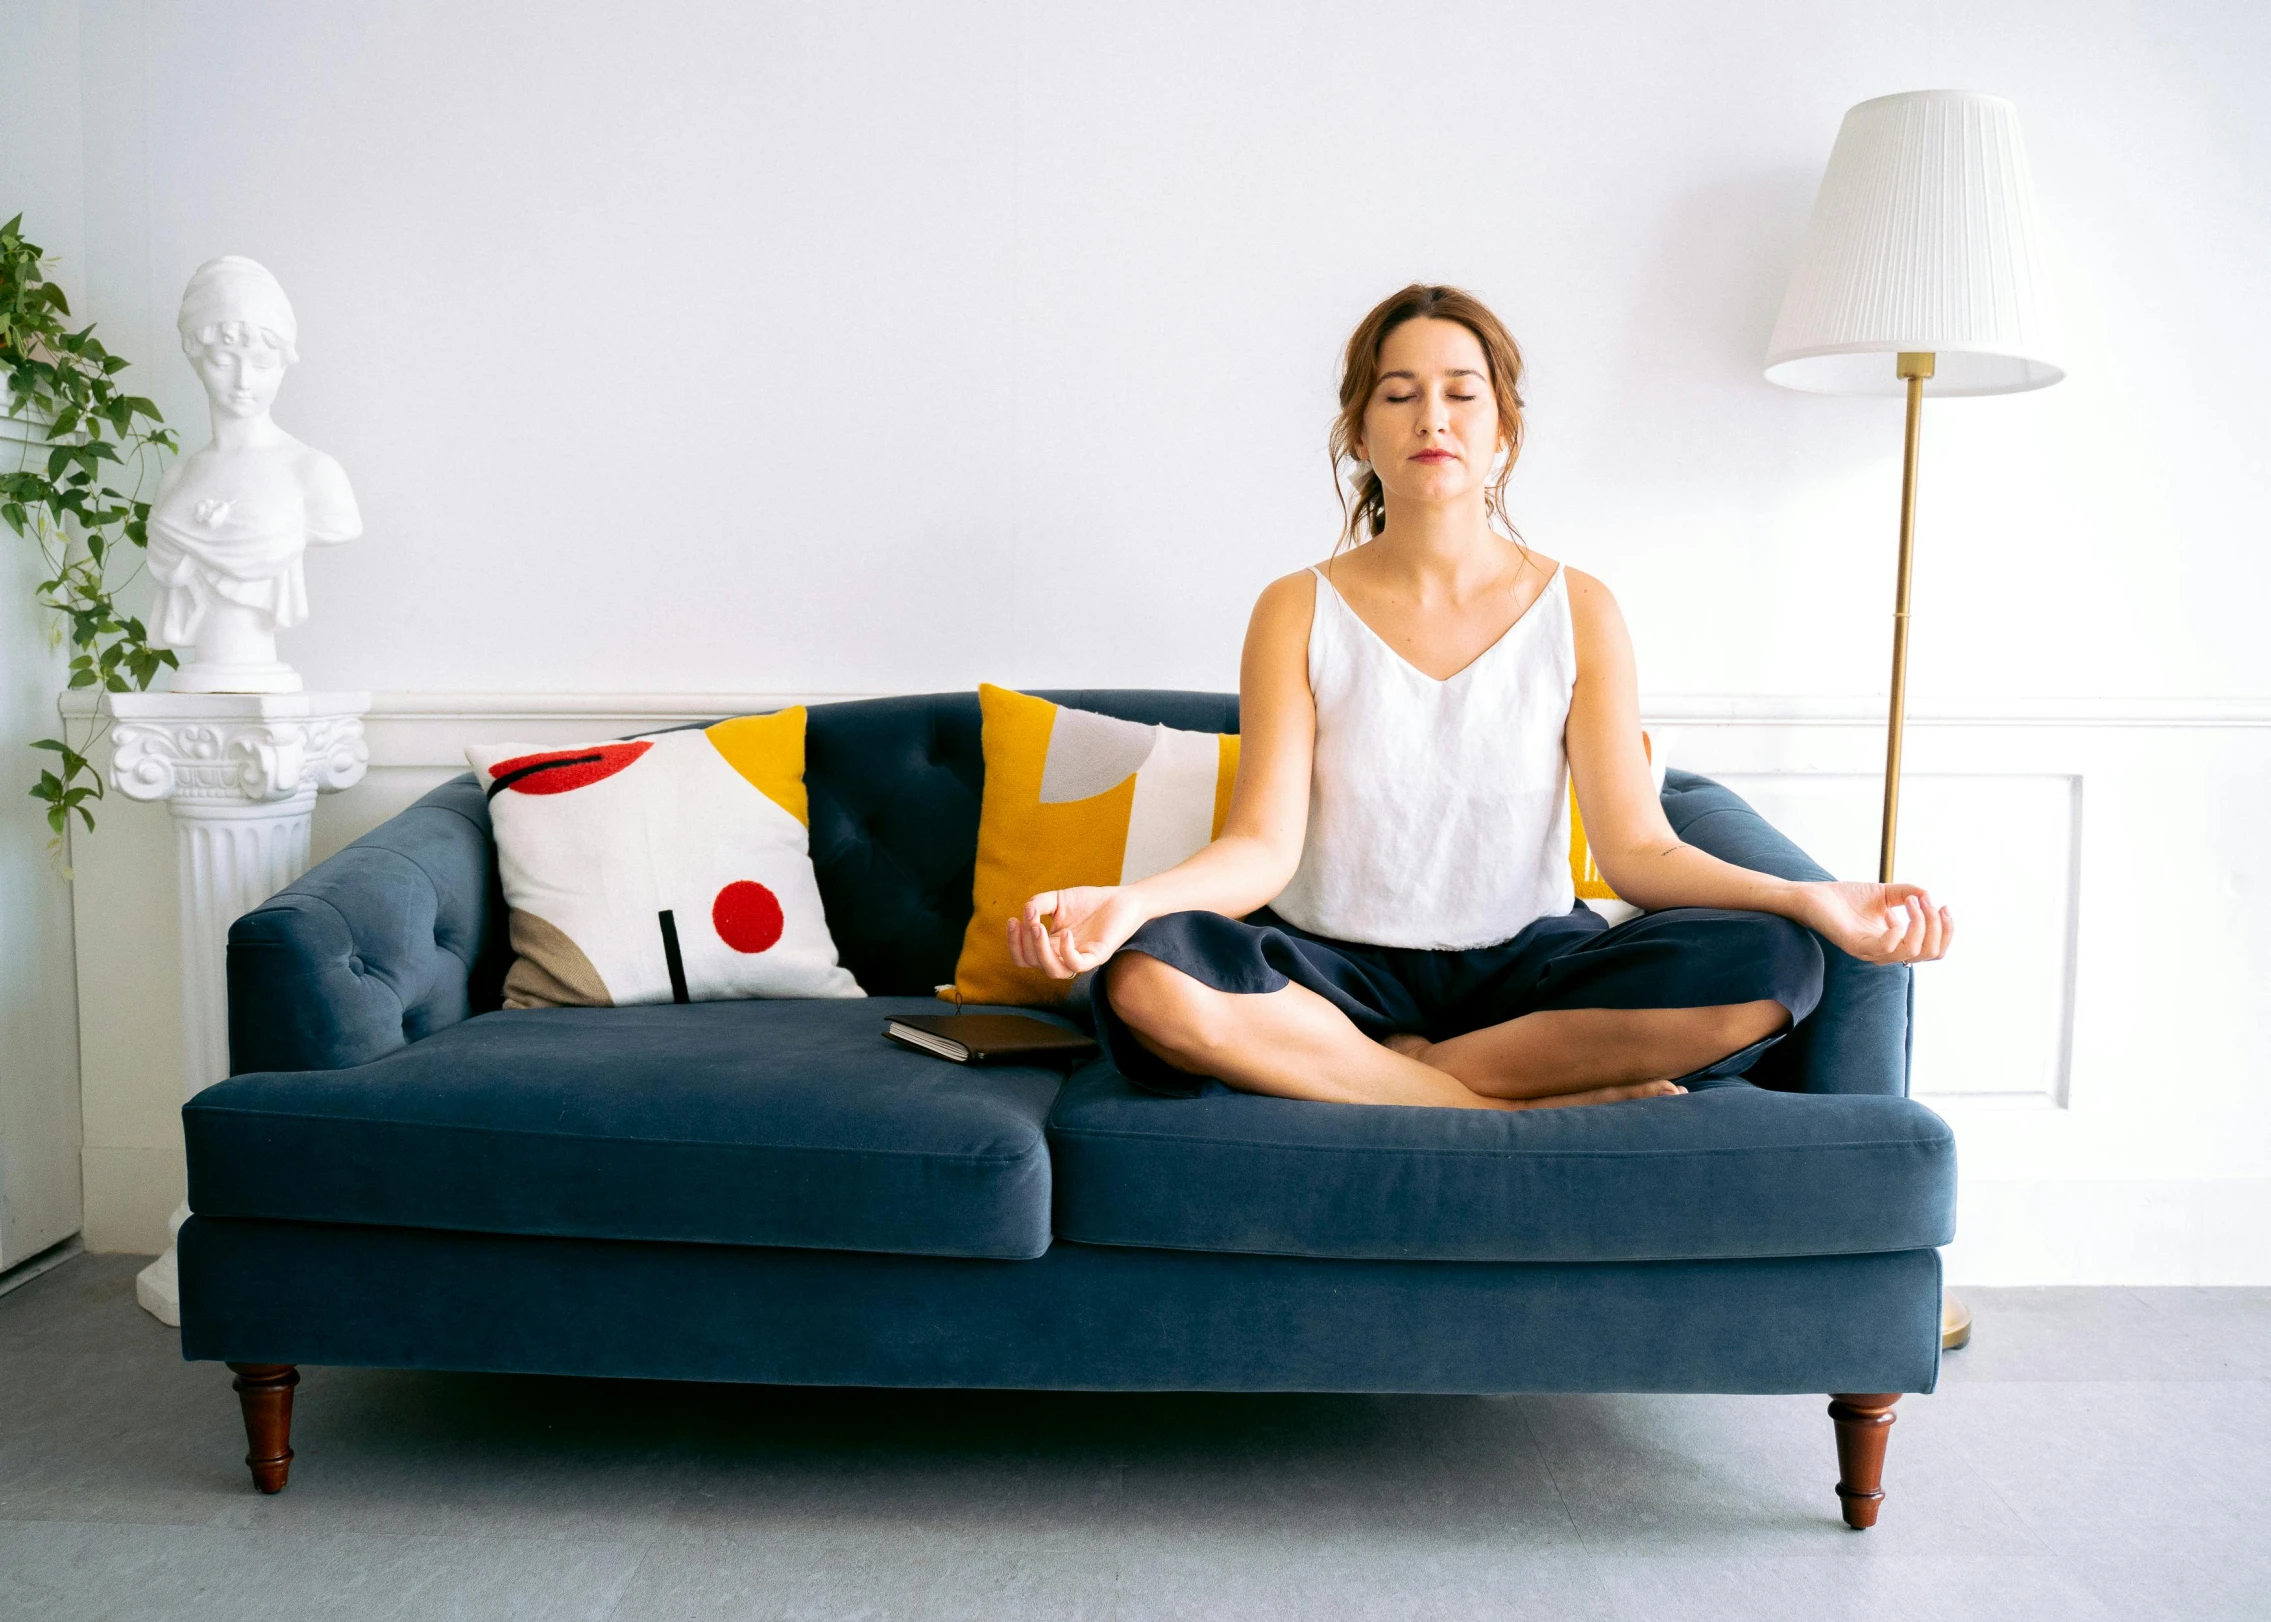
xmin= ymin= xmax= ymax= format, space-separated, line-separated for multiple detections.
xmin=3 ymin=213 xmax=178 ymax=845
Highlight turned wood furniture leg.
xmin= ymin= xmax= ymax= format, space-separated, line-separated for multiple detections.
xmin=1828 ymin=1393 xmax=1901 ymax=1529
xmin=228 ymin=1363 xmax=299 ymax=1493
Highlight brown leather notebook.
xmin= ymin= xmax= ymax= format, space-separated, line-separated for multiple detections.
xmin=882 ymin=1012 xmax=1100 ymax=1067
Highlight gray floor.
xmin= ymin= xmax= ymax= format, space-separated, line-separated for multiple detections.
xmin=1 ymin=1256 xmax=2265 ymax=1622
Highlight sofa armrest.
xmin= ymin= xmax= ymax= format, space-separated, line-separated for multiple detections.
xmin=226 ymin=774 xmax=509 ymax=1074
xmin=1661 ymin=769 xmax=1913 ymax=1097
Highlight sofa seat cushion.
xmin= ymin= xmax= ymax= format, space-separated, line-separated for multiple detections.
xmin=1047 ymin=1065 xmax=1955 ymax=1264
xmin=188 ymin=998 xmax=1067 ymax=1259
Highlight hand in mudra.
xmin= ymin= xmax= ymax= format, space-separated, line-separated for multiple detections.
xmin=1007 ymin=886 xmax=1149 ymax=980
xmin=1796 ymin=881 xmax=1954 ymax=964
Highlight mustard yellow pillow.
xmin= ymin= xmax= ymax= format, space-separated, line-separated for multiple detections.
xmin=956 ymin=684 xmax=1239 ymax=1005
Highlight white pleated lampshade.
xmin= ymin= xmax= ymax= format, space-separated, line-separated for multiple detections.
xmin=1765 ymin=90 xmax=2063 ymax=397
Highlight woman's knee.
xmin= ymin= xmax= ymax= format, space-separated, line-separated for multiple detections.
xmin=1704 ymin=997 xmax=1791 ymax=1054
xmin=1718 ymin=911 xmax=1825 ymax=1024
xmin=1105 ymin=954 xmax=1232 ymax=1056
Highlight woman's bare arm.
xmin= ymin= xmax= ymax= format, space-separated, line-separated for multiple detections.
xmin=1562 ymin=569 xmax=1952 ymax=965
xmin=1007 ymin=570 xmax=1319 ymax=978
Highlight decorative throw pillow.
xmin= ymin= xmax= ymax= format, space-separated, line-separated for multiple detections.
xmin=467 ymin=710 xmax=862 ymax=1009
xmin=955 ymin=684 xmax=1239 ymax=1006
xmin=1569 ymin=733 xmax=1666 ymax=925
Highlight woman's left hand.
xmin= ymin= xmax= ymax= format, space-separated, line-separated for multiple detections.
xmin=1792 ymin=881 xmax=1954 ymax=964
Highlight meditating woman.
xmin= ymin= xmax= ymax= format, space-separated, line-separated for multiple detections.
xmin=1009 ymin=284 xmax=1951 ymax=1110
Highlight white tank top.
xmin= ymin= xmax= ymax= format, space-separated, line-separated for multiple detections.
xmin=1269 ymin=562 xmax=1578 ymax=949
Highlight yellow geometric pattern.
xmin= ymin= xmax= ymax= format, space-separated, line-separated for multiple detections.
xmin=705 ymin=708 xmax=809 ymax=828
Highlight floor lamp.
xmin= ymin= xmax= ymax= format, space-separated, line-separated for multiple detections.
xmin=1763 ymin=90 xmax=2065 ymax=1352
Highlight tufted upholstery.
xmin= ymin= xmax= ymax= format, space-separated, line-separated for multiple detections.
xmin=225 ymin=693 xmax=1905 ymax=1097
xmin=227 ymin=774 xmax=511 ymax=1077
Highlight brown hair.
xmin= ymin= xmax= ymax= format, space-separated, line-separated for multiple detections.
xmin=1328 ymin=284 xmax=1527 ymax=556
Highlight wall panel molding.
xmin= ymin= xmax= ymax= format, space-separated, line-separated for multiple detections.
xmin=1638 ymin=696 xmax=2271 ymax=728
xmin=250 ymin=690 xmax=2271 ymax=771
xmin=358 ymin=691 xmax=2271 ymax=723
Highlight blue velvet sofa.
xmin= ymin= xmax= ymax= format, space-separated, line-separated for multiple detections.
xmin=179 ymin=690 xmax=1954 ymax=1528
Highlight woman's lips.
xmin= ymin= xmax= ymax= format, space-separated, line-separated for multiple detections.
xmin=1411 ymin=450 xmax=1457 ymax=463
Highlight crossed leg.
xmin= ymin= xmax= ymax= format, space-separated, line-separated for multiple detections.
xmin=1106 ymin=953 xmax=1782 ymax=1111
xmin=1384 ymin=999 xmax=1789 ymax=1101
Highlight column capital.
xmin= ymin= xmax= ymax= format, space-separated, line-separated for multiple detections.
xmin=103 ymin=690 xmax=372 ymax=806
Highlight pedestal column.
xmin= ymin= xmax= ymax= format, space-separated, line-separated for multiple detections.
xmin=104 ymin=690 xmax=370 ymax=1325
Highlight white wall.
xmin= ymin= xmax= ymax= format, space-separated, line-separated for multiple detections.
xmin=65 ymin=0 xmax=2271 ymax=702
xmin=0 ymin=0 xmax=89 ymax=1269
xmin=20 ymin=0 xmax=2271 ymax=1278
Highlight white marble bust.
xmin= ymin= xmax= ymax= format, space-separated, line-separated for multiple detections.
xmin=149 ymin=256 xmax=360 ymax=693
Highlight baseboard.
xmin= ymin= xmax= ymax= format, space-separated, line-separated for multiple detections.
xmin=0 ymin=1235 xmax=84 ymax=1299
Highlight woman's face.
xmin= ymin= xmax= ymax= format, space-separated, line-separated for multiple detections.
xmin=1356 ymin=318 xmax=1501 ymax=514
xmin=192 ymin=323 xmax=289 ymax=420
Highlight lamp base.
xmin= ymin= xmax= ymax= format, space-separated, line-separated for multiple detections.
xmin=1941 ymin=1289 xmax=1972 ymax=1351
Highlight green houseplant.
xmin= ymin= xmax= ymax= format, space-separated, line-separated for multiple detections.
xmin=2 ymin=214 xmax=178 ymax=841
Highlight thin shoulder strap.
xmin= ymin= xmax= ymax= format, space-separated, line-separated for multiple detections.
xmin=1305 ymin=564 xmax=1346 ymax=628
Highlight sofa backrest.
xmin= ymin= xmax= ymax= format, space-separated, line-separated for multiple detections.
xmin=227 ymin=690 xmax=1908 ymax=1095
xmin=225 ymin=690 xmax=1233 ymax=1076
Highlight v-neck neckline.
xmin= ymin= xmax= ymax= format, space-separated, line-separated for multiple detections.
xmin=1313 ymin=563 xmax=1564 ymax=687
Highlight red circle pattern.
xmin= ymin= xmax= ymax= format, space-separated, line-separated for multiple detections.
xmin=712 ymin=881 xmax=784 ymax=954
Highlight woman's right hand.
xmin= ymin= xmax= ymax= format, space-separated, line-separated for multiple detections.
xmin=1007 ymin=885 xmax=1150 ymax=980
xmin=1788 ymin=880 xmax=1954 ymax=965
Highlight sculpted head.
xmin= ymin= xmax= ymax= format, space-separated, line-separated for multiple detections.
xmin=177 ymin=256 xmax=298 ymax=421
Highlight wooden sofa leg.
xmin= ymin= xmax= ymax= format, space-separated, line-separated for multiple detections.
xmin=1828 ymin=1393 xmax=1900 ymax=1529
xmin=228 ymin=1363 xmax=299 ymax=1493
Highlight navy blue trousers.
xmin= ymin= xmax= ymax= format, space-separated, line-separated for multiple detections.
xmin=1095 ymin=903 xmax=1825 ymax=1099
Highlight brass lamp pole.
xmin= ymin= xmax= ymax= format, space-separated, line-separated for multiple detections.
xmin=1879 ymin=351 xmax=1931 ymax=885
xmin=1877 ymin=350 xmax=1970 ymax=1351
xmin=1765 ymin=91 xmax=2066 ymax=1359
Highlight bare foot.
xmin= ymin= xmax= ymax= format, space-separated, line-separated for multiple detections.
xmin=1382 ymin=1032 xmax=1432 ymax=1062
xmin=1516 ymin=1079 xmax=1687 ymax=1111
